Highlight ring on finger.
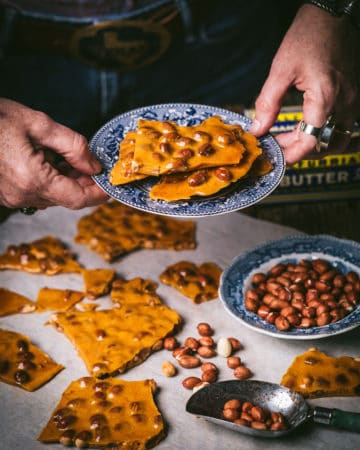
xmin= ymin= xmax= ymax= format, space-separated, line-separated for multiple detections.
xmin=299 ymin=116 xmax=353 ymax=152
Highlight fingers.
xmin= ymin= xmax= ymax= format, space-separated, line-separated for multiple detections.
xmin=39 ymin=162 xmax=109 ymax=209
xmin=276 ymin=123 xmax=355 ymax=166
xmin=28 ymin=111 xmax=102 ymax=175
xmin=250 ymin=69 xmax=292 ymax=137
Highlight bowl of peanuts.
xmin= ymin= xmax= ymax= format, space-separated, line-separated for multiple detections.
xmin=219 ymin=235 xmax=360 ymax=339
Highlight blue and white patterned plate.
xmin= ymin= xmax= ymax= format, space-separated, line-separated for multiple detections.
xmin=89 ymin=103 xmax=285 ymax=217
xmin=219 ymin=235 xmax=360 ymax=340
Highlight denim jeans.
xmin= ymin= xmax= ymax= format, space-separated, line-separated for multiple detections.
xmin=0 ymin=1 xmax=297 ymax=137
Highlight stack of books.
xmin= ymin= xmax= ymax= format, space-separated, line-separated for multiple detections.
xmin=245 ymin=106 xmax=360 ymax=203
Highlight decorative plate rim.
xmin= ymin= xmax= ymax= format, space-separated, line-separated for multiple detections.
xmin=219 ymin=234 xmax=360 ymax=340
xmin=89 ymin=103 xmax=285 ymax=218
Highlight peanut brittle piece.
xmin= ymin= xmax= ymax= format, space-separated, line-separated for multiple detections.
xmin=0 ymin=287 xmax=36 ymax=316
xmin=0 ymin=236 xmax=82 ymax=275
xmin=83 ymin=269 xmax=116 ymax=299
xmin=132 ymin=116 xmax=246 ymax=176
xmin=159 ymin=261 xmax=222 ymax=303
xmin=150 ymin=138 xmax=262 ymax=201
xmin=280 ymin=348 xmax=360 ymax=398
xmin=38 ymin=377 xmax=165 ymax=449
xmin=36 ymin=287 xmax=85 ymax=312
xmin=110 ymin=131 xmax=148 ymax=185
xmin=0 ymin=328 xmax=63 ymax=391
xmin=247 ymin=154 xmax=274 ymax=177
xmin=75 ymin=202 xmax=196 ymax=262
xmin=49 ymin=304 xmax=182 ymax=377
xmin=75 ymin=302 xmax=100 ymax=312
xmin=111 ymin=278 xmax=162 ymax=308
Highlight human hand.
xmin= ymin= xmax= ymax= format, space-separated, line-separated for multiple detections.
xmin=250 ymin=4 xmax=360 ymax=165
xmin=0 ymin=98 xmax=109 ymax=209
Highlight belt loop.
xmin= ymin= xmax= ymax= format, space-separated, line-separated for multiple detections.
xmin=0 ymin=7 xmax=17 ymax=59
xmin=174 ymin=0 xmax=197 ymax=43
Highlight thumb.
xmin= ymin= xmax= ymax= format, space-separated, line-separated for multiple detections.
xmin=28 ymin=113 xmax=102 ymax=175
xmin=250 ymin=71 xmax=291 ymax=137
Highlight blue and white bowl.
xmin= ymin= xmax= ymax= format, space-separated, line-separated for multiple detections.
xmin=219 ymin=235 xmax=360 ymax=339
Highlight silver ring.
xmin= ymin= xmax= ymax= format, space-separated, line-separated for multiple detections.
xmin=300 ymin=117 xmax=353 ymax=153
xmin=19 ymin=207 xmax=38 ymax=215
xmin=299 ymin=120 xmax=323 ymax=138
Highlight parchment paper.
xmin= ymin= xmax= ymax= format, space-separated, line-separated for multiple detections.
xmin=0 ymin=206 xmax=359 ymax=450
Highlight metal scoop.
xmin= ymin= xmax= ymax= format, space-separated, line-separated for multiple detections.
xmin=185 ymin=380 xmax=360 ymax=438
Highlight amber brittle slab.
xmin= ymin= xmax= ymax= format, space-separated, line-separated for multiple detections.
xmin=49 ymin=305 xmax=182 ymax=377
xmin=109 ymin=131 xmax=148 ymax=185
xmin=0 ymin=236 xmax=82 ymax=275
xmin=0 ymin=328 xmax=63 ymax=391
xmin=0 ymin=287 xmax=36 ymax=316
xmin=82 ymin=269 xmax=116 ymax=299
xmin=280 ymin=348 xmax=360 ymax=398
xmin=38 ymin=377 xmax=165 ymax=449
xmin=75 ymin=202 xmax=196 ymax=262
xmin=36 ymin=287 xmax=85 ymax=312
xmin=131 ymin=116 xmax=246 ymax=176
xmin=111 ymin=277 xmax=162 ymax=307
xmin=149 ymin=133 xmax=262 ymax=201
xmin=159 ymin=261 xmax=222 ymax=303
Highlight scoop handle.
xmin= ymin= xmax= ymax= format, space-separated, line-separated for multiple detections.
xmin=313 ymin=407 xmax=360 ymax=432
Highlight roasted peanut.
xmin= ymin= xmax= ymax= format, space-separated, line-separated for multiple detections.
xmin=245 ymin=297 xmax=260 ymax=312
xmin=193 ymin=131 xmax=211 ymax=142
xmin=201 ymin=362 xmax=217 ymax=373
xmin=184 ymin=337 xmax=200 ymax=351
xmin=251 ymin=421 xmax=267 ymax=430
xmin=216 ymin=337 xmax=232 ymax=357
xmin=178 ymin=355 xmax=201 ymax=369
xmin=224 ymin=399 xmax=242 ymax=410
xmin=241 ymin=412 xmax=253 ymax=422
xmin=182 ymin=376 xmax=201 ymax=390
xmin=227 ymin=356 xmax=241 ymax=369
xmin=257 ymin=304 xmax=271 ymax=319
xmin=250 ymin=406 xmax=266 ymax=422
xmin=316 ymin=312 xmax=331 ymax=326
xmin=199 ymin=336 xmax=215 ymax=347
xmin=215 ymin=167 xmax=232 ymax=181
xmin=223 ymin=408 xmax=240 ymax=421
xmin=252 ymin=273 xmax=267 ymax=285
xmin=188 ymin=170 xmax=208 ymax=187
xmin=172 ymin=346 xmax=192 ymax=359
xmin=269 ymin=263 xmax=286 ymax=277
xmin=197 ymin=346 xmax=216 ymax=358
xmin=234 ymin=365 xmax=253 ymax=380
xmin=228 ymin=337 xmax=242 ymax=351
xmin=201 ymin=370 xmax=218 ymax=383
xmin=164 ymin=337 xmax=179 ymax=351
xmin=196 ymin=322 xmax=213 ymax=336
xmin=265 ymin=311 xmax=278 ymax=324
xmin=241 ymin=401 xmax=253 ymax=413
xmin=234 ymin=418 xmax=250 ymax=426
xmin=161 ymin=361 xmax=177 ymax=377
xmin=274 ymin=316 xmax=290 ymax=331
xmin=197 ymin=143 xmax=215 ymax=156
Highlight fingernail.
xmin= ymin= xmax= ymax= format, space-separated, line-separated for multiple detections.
xmin=91 ymin=160 xmax=102 ymax=173
xmin=250 ymin=119 xmax=261 ymax=134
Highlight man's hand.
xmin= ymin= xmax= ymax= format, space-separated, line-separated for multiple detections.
xmin=0 ymin=98 xmax=109 ymax=209
xmin=250 ymin=4 xmax=360 ymax=165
